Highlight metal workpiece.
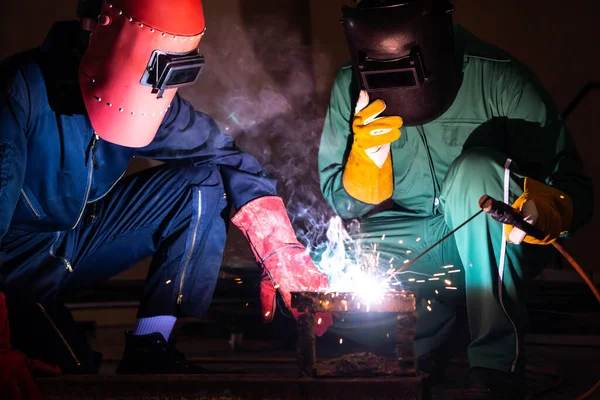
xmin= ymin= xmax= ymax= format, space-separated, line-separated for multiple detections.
xmin=396 ymin=310 xmax=419 ymax=375
xmin=290 ymin=290 xmax=416 ymax=313
xmin=291 ymin=290 xmax=419 ymax=379
xmin=297 ymin=311 xmax=317 ymax=377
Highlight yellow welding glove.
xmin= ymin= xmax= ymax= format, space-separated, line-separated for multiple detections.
xmin=342 ymin=90 xmax=403 ymax=204
xmin=506 ymin=177 xmax=573 ymax=245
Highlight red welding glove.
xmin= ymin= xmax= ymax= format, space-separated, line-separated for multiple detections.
xmin=231 ymin=196 xmax=332 ymax=336
xmin=0 ymin=292 xmax=61 ymax=400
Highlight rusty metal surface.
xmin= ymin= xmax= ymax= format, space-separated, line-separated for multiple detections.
xmin=38 ymin=374 xmax=423 ymax=400
xmin=291 ymin=290 xmax=416 ymax=313
xmin=297 ymin=312 xmax=316 ymax=377
xmin=315 ymin=352 xmax=389 ymax=377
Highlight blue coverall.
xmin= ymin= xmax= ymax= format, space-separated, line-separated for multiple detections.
xmin=0 ymin=21 xmax=276 ymax=370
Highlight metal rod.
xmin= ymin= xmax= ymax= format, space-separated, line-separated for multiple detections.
xmin=394 ymin=209 xmax=484 ymax=274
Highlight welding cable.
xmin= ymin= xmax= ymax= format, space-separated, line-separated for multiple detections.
xmin=577 ymin=380 xmax=600 ymax=400
xmin=479 ymin=195 xmax=600 ymax=399
xmin=450 ymin=358 xmax=563 ymax=399
xmin=552 ymin=242 xmax=600 ymax=304
xmin=524 ymin=365 xmax=564 ymax=400
xmin=557 ymin=241 xmax=600 ymax=400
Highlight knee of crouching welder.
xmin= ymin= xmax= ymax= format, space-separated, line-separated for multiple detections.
xmin=444 ymin=148 xmax=519 ymax=191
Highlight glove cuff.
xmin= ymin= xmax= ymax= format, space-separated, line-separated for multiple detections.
xmin=231 ymin=196 xmax=302 ymax=263
xmin=342 ymin=147 xmax=393 ymax=204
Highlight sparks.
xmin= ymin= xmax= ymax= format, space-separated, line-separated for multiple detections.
xmin=435 ymin=290 xmax=439 ymax=294
xmin=448 ymin=269 xmax=460 ymax=274
xmin=339 ymin=338 xmax=343 ymax=344
xmin=389 ymin=257 xmax=395 ymax=263
xmin=399 ymin=240 xmax=404 ymax=244
xmin=428 ymin=277 xmax=439 ymax=281
xmin=416 ymin=280 xmax=425 ymax=283
xmin=427 ymin=300 xmax=431 ymax=304
xmin=404 ymin=260 xmax=409 ymax=264
xmin=165 ymin=280 xmax=171 ymax=284
xmin=265 ymin=311 xmax=271 ymax=317
xmin=446 ymin=286 xmax=457 ymax=290
xmin=427 ymin=305 xmax=432 ymax=311
xmin=366 ymin=304 xmax=371 ymax=312
xmin=235 ymin=278 xmax=241 ymax=281
xmin=408 ymin=278 xmax=416 ymax=282
xmin=245 ymin=303 xmax=249 ymax=307
xmin=444 ymin=279 xmax=452 ymax=285
xmin=381 ymin=234 xmax=386 ymax=240
xmin=237 ymin=281 xmax=243 ymax=284
xmin=227 ymin=112 xmax=240 ymax=125
xmin=312 ymin=216 xmax=393 ymax=305
xmin=386 ymin=333 xmax=390 ymax=338
xmin=433 ymin=272 xmax=445 ymax=276
xmin=416 ymin=237 xmax=421 ymax=242
xmin=318 ymin=318 xmax=322 ymax=325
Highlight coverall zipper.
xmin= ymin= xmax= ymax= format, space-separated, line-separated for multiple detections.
xmin=88 ymin=168 xmax=127 ymax=203
xmin=20 ymin=189 xmax=41 ymax=219
xmin=49 ymin=133 xmax=98 ymax=272
xmin=37 ymin=303 xmax=81 ymax=367
xmin=49 ymin=231 xmax=72 ymax=272
xmin=72 ymin=133 xmax=98 ymax=230
xmin=177 ymin=189 xmax=202 ymax=304
xmin=416 ymin=126 xmax=442 ymax=212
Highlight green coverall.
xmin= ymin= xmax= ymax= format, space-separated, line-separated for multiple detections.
xmin=318 ymin=25 xmax=593 ymax=373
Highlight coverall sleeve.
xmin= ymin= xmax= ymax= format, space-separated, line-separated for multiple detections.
xmin=499 ymin=62 xmax=593 ymax=233
xmin=0 ymin=91 xmax=28 ymax=245
xmin=135 ymin=94 xmax=277 ymax=210
xmin=318 ymin=68 xmax=376 ymax=220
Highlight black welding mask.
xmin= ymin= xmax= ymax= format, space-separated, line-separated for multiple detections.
xmin=342 ymin=0 xmax=461 ymax=125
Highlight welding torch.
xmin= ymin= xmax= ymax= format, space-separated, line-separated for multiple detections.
xmin=394 ymin=194 xmax=600 ymax=305
xmin=478 ymin=195 xmax=600 ymax=304
xmin=479 ymin=195 xmax=600 ymax=400
xmin=389 ymin=195 xmax=600 ymax=399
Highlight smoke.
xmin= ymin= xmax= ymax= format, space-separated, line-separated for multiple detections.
xmin=177 ymin=8 xmax=396 ymax=297
xmin=181 ymin=9 xmax=337 ymax=253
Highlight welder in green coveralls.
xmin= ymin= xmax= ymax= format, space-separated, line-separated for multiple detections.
xmin=318 ymin=0 xmax=593 ymax=397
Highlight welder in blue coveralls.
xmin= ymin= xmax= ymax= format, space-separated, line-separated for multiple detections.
xmin=0 ymin=0 xmax=331 ymax=396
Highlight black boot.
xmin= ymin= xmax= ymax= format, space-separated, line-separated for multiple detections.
xmin=419 ymin=347 xmax=452 ymax=384
xmin=7 ymin=296 xmax=102 ymax=374
xmin=116 ymin=331 xmax=243 ymax=374
xmin=462 ymin=367 xmax=526 ymax=399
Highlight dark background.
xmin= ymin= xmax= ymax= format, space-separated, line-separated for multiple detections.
xmin=1 ymin=0 xmax=598 ymax=279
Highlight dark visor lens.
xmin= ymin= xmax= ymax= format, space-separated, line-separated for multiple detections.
xmin=164 ymin=66 xmax=203 ymax=86
xmin=156 ymin=52 xmax=204 ymax=87
xmin=142 ymin=49 xmax=205 ymax=98
xmin=365 ymin=70 xmax=417 ymax=89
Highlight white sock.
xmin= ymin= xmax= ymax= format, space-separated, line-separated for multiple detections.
xmin=133 ymin=316 xmax=177 ymax=341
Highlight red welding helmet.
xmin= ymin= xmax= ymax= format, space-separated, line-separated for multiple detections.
xmin=79 ymin=0 xmax=206 ymax=148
